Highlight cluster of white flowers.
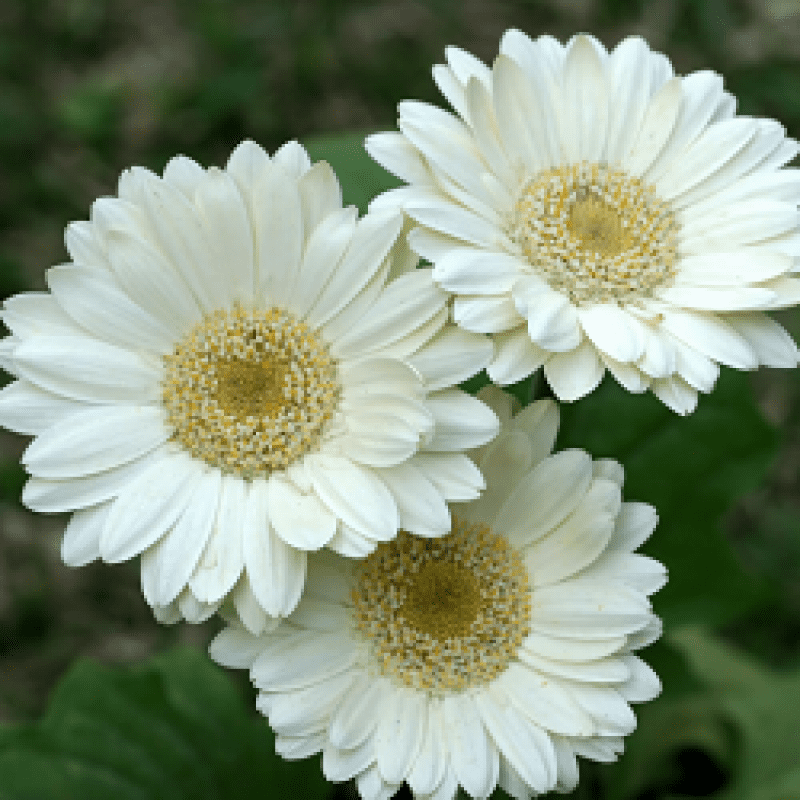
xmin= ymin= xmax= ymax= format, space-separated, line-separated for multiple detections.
xmin=0 ymin=29 xmax=797 ymax=800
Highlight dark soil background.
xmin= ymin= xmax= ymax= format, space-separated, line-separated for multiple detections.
xmin=1 ymin=0 xmax=800 ymax=739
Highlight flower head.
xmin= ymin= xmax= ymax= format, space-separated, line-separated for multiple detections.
xmin=367 ymin=31 xmax=800 ymax=413
xmin=210 ymin=387 xmax=665 ymax=798
xmin=0 ymin=140 xmax=498 ymax=626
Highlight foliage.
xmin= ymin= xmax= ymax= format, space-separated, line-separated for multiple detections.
xmin=0 ymin=647 xmax=330 ymax=800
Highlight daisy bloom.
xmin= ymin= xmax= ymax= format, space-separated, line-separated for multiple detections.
xmin=366 ymin=31 xmax=800 ymax=414
xmin=210 ymin=386 xmax=665 ymax=799
xmin=0 ymin=140 xmax=498 ymax=627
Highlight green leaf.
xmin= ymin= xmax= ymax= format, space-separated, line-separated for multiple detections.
xmin=304 ymin=132 xmax=401 ymax=213
xmin=0 ymin=647 xmax=331 ymax=800
xmin=607 ymin=626 xmax=800 ymax=800
xmin=556 ymin=370 xmax=778 ymax=627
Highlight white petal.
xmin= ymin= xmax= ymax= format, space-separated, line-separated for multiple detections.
xmin=23 ymin=449 xmax=157 ymax=513
xmin=515 ymin=279 xmax=582 ymax=353
xmin=618 ymin=655 xmax=661 ymax=702
xmin=375 ymin=687 xmax=426 ymax=785
xmin=272 ymin=140 xmax=311 ymax=178
xmin=645 ymin=70 xmax=725 ymax=183
xmin=64 ymin=220 xmax=106 ymax=268
xmin=100 ymin=451 xmax=200 ymax=563
xmin=61 ymin=502 xmax=111 ymax=566
xmin=225 ymin=140 xmax=271 ymax=202
xmin=453 ymin=294 xmax=523 ymax=333
xmin=680 ymin=199 xmax=799 ymax=252
xmin=305 ymin=209 xmax=402 ymax=329
xmin=492 ymin=54 xmax=556 ymax=173
xmin=607 ymin=501 xmax=658 ymax=553
xmin=588 ymin=551 xmax=667 ymax=596
xmin=405 ymin=199 xmax=501 ymax=249
xmin=46 ymin=265 xmax=174 ymax=354
xmin=604 ymin=37 xmax=657 ymax=166
xmin=433 ymin=247 xmax=522 ymax=295
xmin=23 ymin=405 xmax=169 ymax=479
xmin=244 ymin=479 xmax=306 ymax=617
xmin=365 ymin=131 xmax=433 ymax=185
xmin=356 ymin=763 xmax=400 ymax=800
xmin=465 ymin=77 xmax=515 ymax=188
xmin=523 ymin=631 xmax=626 ymax=663
xmin=657 ymin=285 xmax=774 ymax=311
xmin=652 ymin=374 xmax=699 ymax=414
xmin=425 ymin=389 xmax=499 ymax=451
xmin=413 ymin=452 xmax=485 ymax=502
xmin=232 ymin=578 xmax=271 ymax=635
xmin=475 ymin=686 xmax=555 ymax=794
xmin=307 ymin=454 xmax=398 ymax=541
xmin=133 ymin=170 xmax=223 ymax=313
xmin=209 ymin=625 xmax=269 ymax=670
xmin=274 ymin=732 xmax=328 ymax=761
xmin=104 ymin=229 xmax=202 ymax=335
xmin=726 ymin=312 xmax=799 ymax=367
xmin=328 ymin=673 xmax=389 ymax=750
xmin=193 ymin=167 xmax=255 ymax=306
xmin=250 ymin=630 xmax=357 ymax=691
xmin=330 ymin=269 xmax=447 ymax=360
xmin=266 ymin=473 xmax=337 ymax=550
xmin=294 ymin=206 xmax=357 ymax=318
xmin=464 ymin=432 xmax=533 ymax=526
xmin=579 ymin=305 xmax=646 ymax=363
xmin=551 ymin=736 xmax=580 ymax=792
xmin=569 ymin=685 xmax=636 ymax=736
xmin=189 ymin=474 xmax=246 ymax=603
xmin=497 ymin=449 xmax=593 ymax=551
xmin=622 ymin=77 xmax=683 ymax=176
xmin=162 ymin=154 xmax=204 ymax=197
xmin=267 ymin=671 xmax=356 ymax=738
xmin=442 ymin=693 xmax=496 ymax=799
xmin=407 ymin=698 xmax=447 ymax=797
xmin=674 ymin=250 xmax=792 ymax=286
xmin=559 ymin=35 xmax=608 ymax=164
xmin=322 ymin=738 xmax=375 ymax=783
xmin=602 ymin=354 xmax=650 ymax=393
xmin=659 ymin=308 xmax=756 ymax=369
xmin=0 ymin=380 xmax=83 ymax=436
xmin=544 ymin=341 xmax=605 ymax=402
xmin=376 ymin=461 xmax=451 ymax=538
xmin=152 ymin=468 xmax=221 ymax=606
xmin=13 ymin=336 xmax=160 ymax=405
xmin=517 ymin=649 xmax=629 ymax=684
xmin=251 ymin=160 xmax=303 ymax=308
xmin=500 ymin=663 xmax=593 ymax=738
xmin=298 ymin=160 xmax=342 ymax=234
xmin=524 ymin=480 xmax=619 ymax=587
xmin=656 ymin=118 xmax=757 ymax=202
xmin=326 ymin=524 xmax=378 ymax=558
xmin=1 ymin=292 xmax=77 ymax=338
xmin=488 ymin=326 xmax=549 ymax=386
xmin=409 ymin=326 xmax=493 ymax=392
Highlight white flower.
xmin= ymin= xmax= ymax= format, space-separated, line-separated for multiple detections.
xmin=0 ymin=140 xmax=499 ymax=627
xmin=210 ymin=387 xmax=665 ymax=799
xmin=366 ymin=31 xmax=800 ymax=414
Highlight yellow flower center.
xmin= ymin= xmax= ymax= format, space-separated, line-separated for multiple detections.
xmin=161 ymin=303 xmax=340 ymax=478
xmin=511 ymin=162 xmax=678 ymax=306
xmin=351 ymin=520 xmax=531 ymax=692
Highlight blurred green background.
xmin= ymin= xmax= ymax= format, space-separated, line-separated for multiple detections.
xmin=1 ymin=0 xmax=800 ymax=798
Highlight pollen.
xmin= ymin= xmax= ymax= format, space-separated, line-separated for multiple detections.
xmin=161 ymin=303 xmax=340 ymax=479
xmin=510 ymin=162 xmax=679 ymax=306
xmin=351 ymin=519 xmax=531 ymax=693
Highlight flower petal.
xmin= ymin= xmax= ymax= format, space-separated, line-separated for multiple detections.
xmin=307 ymin=454 xmax=398 ymax=541
xmin=23 ymin=405 xmax=169 ymax=479
xmin=266 ymin=473 xmax=337 ymax=551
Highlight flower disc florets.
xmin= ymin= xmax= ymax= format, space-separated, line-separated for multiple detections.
xmin=512 ymin=162 xmax=678 ymax=306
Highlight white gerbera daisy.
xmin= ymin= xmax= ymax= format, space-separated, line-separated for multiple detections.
xmin=366 ymin=31 xmax=800 ymax=414
xmin=0 ymin=140 xmax=499 ymax=627
xmin=210 ymin=387 xmax=665 ymax=799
